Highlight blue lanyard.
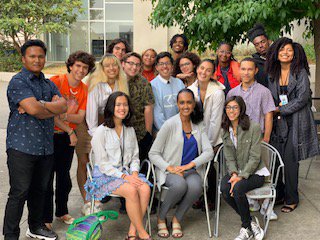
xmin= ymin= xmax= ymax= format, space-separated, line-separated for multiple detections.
xmin=198 ymin=86 xmax=203 ymax=110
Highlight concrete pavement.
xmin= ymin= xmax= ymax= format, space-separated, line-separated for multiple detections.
xmin=0 ymin=81 xmax=319 ymax=239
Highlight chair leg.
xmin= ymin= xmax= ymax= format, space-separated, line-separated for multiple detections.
xmin=204 ymin=188 xmax=212 ymax=237
xmin=213 ymin=186 xmax=221 ymax=237
xmin=305 ymin=157 xmax=314 ymax=179
xmin=90 ymin=197 xmax=95 ymax=214
xmin=145 ymin=184 xmax=156 ymax=234
xmin=264 ymin=196 xmax=275 ymax=236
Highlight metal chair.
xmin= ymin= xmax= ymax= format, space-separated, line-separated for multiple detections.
xmin=86 ymin=150 xmax=152 ymax=235
xmin=213 ymin=142 xmax=284 ymax=237
xmin=148 ymin=159 xmax=214 ymax=237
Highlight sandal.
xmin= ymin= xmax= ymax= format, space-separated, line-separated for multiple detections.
xmin=125 ymin=235 xmax=138 ymax=240
xmin=157 ymin=222 xmax=169 ymax=238
xmin=281 ymin=204 xmax=298 ymax=213
xmin=59 ymin=214 xmax=75 ymax=225
xmin=172 ymin=222 xmax=183 ymax=238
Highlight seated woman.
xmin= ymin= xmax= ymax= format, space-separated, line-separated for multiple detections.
xmin=85 ymin=91 xmax=152 ymax=240
xmin=221 ymin=96 xmax=268 ymax=240
xmin=149 ymin=88 xmax=214 ymax=238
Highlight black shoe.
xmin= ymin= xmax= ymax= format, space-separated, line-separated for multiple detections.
xmin=100 ymin=195 xmax=111 ymax=203
xmin=119 ymin=198 xmax=127 ymax=214
xmin=26 ymin=226 xmax=58 ymax=240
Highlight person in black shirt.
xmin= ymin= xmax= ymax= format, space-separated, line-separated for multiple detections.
xmin=247 ymin=24 xmax=271 ymax=88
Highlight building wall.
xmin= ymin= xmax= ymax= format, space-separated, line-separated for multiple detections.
xmin=133 ymin=0 xmax=180 ymax=54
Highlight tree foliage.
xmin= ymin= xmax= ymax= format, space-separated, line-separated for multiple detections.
xmin=150 ymin=0 xmax=320 ymax=52
xmin=0 ymin=0 xmax=83 ymax=53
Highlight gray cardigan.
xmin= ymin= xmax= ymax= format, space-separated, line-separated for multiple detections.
xmin=149 ymin=114 xmax=214 ymax=190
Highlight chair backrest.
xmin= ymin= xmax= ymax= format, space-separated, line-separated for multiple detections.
xmin=215 ymin=142 xmax=284 ymax=185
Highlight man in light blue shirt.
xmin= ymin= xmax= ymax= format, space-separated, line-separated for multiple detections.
xmin=151 ymin=52 xmax=185 ymax=131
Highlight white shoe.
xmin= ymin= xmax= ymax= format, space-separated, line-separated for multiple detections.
xmin=260 ymin=199 xmax=278 ymax=221
xmin=81 ymin=202 xmax=92 ymax=216
xmin=234 ymin=227 xmax=253 ymax=240
xmin=94 ymin=202 xmax=103 ymax=213
xmin=251 ymin=216 xmax=264 ymax=240
xmin=248 ymin=199 xmax=260 ymax=212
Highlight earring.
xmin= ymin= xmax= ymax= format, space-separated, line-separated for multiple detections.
xmin=125 ymin=112 xmax=131 ymax=119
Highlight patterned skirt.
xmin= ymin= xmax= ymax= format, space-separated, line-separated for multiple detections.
xmin=84 ymin=166 xmax=153 ymax=201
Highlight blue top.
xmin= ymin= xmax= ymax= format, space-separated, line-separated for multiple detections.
xmin=181 ymin=131 xmax=198 ymax=166
xmin=6 ymin=67 xmax=61 ymax=155
xmin=151 ymin=75 xmax=185 ymax=131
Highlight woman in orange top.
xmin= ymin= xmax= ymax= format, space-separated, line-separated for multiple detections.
xmin=142 ymin=48 xmax=157 ymax=82
xmin=213 ymin=42 xmax=240 ymax=95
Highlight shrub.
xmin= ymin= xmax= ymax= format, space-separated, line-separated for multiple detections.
xmin=0 ymin=42 xmax=22 ymax=72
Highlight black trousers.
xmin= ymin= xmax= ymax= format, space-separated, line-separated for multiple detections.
xmin=275 ymin=127 xmax=299 ymax=205
xmin=3 ymin=149 xmax=54 ymax=240
xmin=43 ymin=133 xmax=74 ymax=222
xmin=221 ymin=174 xmax=265 ymax=229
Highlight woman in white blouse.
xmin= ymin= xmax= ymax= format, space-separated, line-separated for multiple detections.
xmin=188 ymin=59 xmax=225 ymax=210
xmin=86 ymin=91 xmax=152 ymax=240
xmin=76 ymin=53 xmax=129 ymax=215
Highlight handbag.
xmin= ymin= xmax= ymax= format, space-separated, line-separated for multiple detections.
xmin=66 ymin=210 xmax=118 ymax=240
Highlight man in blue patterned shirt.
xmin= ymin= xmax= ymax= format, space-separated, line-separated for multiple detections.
xmin=3 ymin=40 xmax=67 ymax=240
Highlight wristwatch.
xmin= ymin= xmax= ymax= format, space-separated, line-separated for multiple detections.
xmin=39 ymin=100 xmax=46 ymax=108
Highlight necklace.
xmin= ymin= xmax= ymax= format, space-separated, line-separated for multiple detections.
xmin=70 ymin=88 xmax=78 ymax=95
xmin=184 ymin=130 xmax=192 ymax=134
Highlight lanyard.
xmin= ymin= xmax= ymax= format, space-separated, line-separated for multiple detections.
xmin=197 ymin=86 xmax=204 ymax=110
xmin=119 ymin=126 xmax=125 ymax=168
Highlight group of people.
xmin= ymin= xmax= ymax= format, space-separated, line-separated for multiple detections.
xmin=3 ymin=23 xmax=319 ymax=240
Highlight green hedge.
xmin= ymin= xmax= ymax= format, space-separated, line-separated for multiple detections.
xmin=0 ymin=43 xmax=22 ymax=72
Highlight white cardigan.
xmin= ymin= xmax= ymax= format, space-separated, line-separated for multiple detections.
xmin=188 ymin=80 xmax=225 ymax=147
xmin=91 ymin=124 xmax=140 ymax=178
xmin=148 ymin=114 xmax=214 ymax=190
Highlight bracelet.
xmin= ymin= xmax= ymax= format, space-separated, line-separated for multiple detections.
xmin=68 ymin=129 xmax=75 ymax=136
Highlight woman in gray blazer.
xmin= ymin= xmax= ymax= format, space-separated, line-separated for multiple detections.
xmin=149 ymin=88 xmax=213 ymax=238
xmin=221 ymin=96 xmax=267 ymax=240
xmin=265 ymin=37 xmax=319 ymax=213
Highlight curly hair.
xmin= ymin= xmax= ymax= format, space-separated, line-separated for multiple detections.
xmin=173 ymin=52 xmax=201 ymax=77
xmin=66 ymin=51 xmax=96 ymax=74
xmin=106 ymin=38 xmax=132 ymax=54
xmin=265 ymin=37 xmax=310 ymax=81
xmin=103 ymin=91 xmax=133 ymax=128
xmin=170 ymin=34 xmax=189 ymax=51
xmin=221 ymin=96 xmax=250 ymax=132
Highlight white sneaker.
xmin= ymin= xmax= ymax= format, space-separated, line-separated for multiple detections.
xmin=94 ymin=202 xmax=103 ymax=213
xmin=248 ymin=199 xmax=260 ymax=212
xmin=81 ymin=202 xmax=92 ymax=216
xmin=260 ymin=199 xmax=278 ymax=220
xmin=234 ymin=227 xmax=253 ymax=240
xmin=251 ymin=216 xmax=264 ymax=240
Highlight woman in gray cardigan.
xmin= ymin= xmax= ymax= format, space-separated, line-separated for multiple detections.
xmin=221 ymin=96 xmax=267 ymax=240
xmin=149 ymin=88 xmax=213 ymax=238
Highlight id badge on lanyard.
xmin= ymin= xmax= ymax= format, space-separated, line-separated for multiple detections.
xmin=279 ymin=94 xmax=288 ymax=105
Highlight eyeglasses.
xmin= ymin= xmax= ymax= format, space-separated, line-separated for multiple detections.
xmin=125 ymin=61 xmax=141 ymax=67
xmin=179 ymin=62 xmax=191 ymax=68
xmin=219 ymin=50 xmax=232 ymax=55
xmin=225 ymin=106 xmax=239 ymax=111
xmin=157 ymin=62 xmax=172 ymax=67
